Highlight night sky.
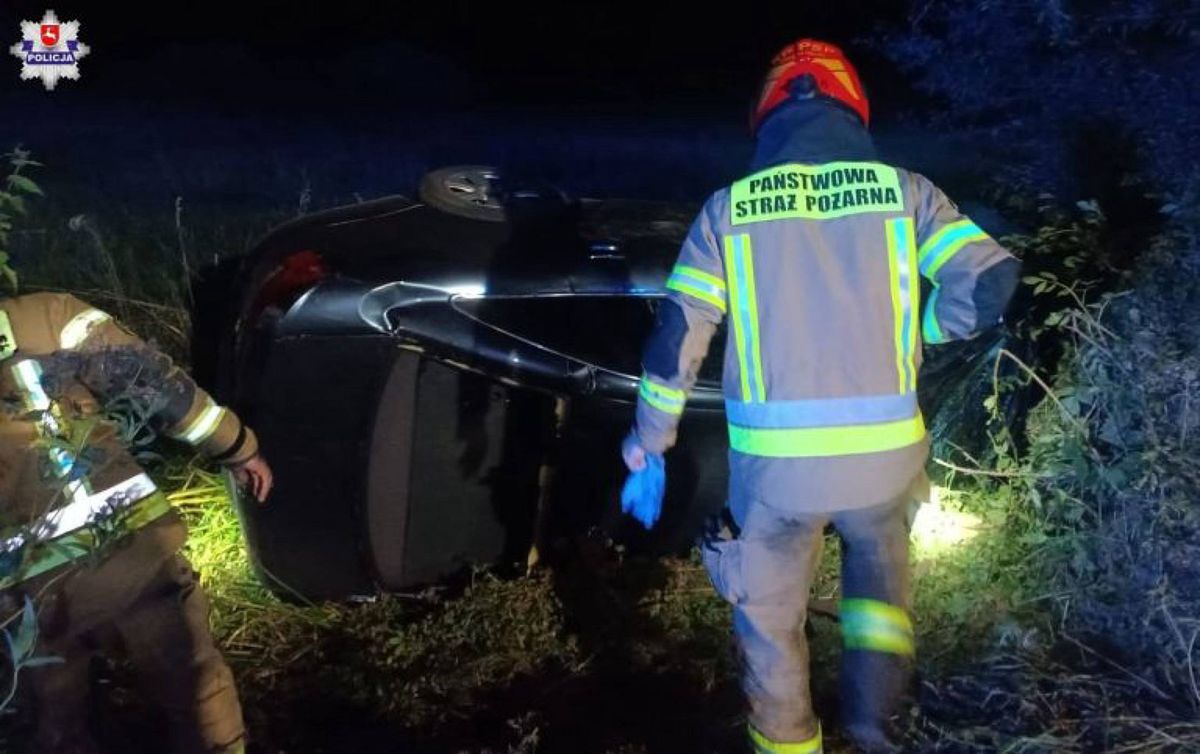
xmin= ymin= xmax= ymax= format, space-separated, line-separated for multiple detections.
xmin=0 ymin=2 xmax=913 ymax=115
xmin=0 ymin=1 xmax=935 ymax=206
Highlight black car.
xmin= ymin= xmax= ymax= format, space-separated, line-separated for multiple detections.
xmin=194 ymin=167 xmax=734 ymax=601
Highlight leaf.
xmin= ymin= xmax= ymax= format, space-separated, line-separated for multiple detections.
xmin=42 ymin=538 xmax=83 ymax=562
xmin=2 ymin=194 xmax=26 ymax=216
xmin=1099 ymin=417 xmax=1124 ymax=446
xmin=6 ymin=597 xmax=39 ymax=662
xmin=1020 ymin=530 xmax=1048 ymax=545
xmin=6 ymin=174 xmax=42 ymax=196
xmin=1060 ymin=396 xmax=1080 ymax=416
xmin=7 ymin=151 xmax=41 ymax=169
xmin=1101 ymin=466 xmax=1128 ymax=487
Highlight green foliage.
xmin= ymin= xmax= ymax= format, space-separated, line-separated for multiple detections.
xmin=0 ymin=146 xmax=43 ymax=294
xmin=0 ymin=598 xmax=63 ymax=710
xmin=102 ymin=390 xmax=168 ymax=466
xmin=906 ymin=204 xmax=1200 ymax=749
xmin=335 ymin=570 xmax=577 ymax=720
xmin=1006 ymin=201 xmax=1108 ymax=342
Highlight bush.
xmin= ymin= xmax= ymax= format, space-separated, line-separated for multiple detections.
xmin=878 ymin=0 xmax=1200 ymax=198
xmin=906 ymin=205 xmax=1200 ymax=751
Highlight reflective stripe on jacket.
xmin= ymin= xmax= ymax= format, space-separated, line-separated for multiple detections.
xmin=635 ymin=162 xmax=1019 ymax=510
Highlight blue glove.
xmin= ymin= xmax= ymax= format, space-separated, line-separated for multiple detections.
xmin=621 ymin=453 xmax=665 ymax=530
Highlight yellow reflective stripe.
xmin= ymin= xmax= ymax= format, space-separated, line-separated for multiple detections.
xmin=886 ymin=218 xmax=919 ymax=393
xmin=918 ymin=219 xmax=989 ymax=279
xmin=841 ymin=598 xmax=915 ymax=656
xmin=0 ymin=490 xmax=171 ymax=589
xmin=673 ymin=264 xmax=725 ymax=291
xmin=904 ymin=221 xmax=920 ymax=388
xmin=172 ymin=398 xmax=226 ymax=444
xmin=728 ymin=414 xmax=925 ymax=458
xmin=666 ymin=278 xmax=727 ymax=312
xmin=846 ymin=630 xmax=913 ymax=655
xmin=922 ymin=287 xmax=946 ymax=343
xmin=886 ymin=227 xmax=905 ymax=394
xmin=917 ymin=219 xmax=972 ymax=260
xmin=725 ymin=236 xmax=753 ymax=402
xmin=749 ymin=723 xmax=823 ymax=754
xmin=59 ymin=308 xmax=112 ymax=349
xmin=3 ymin=473 xmax=156 ymax=548
xmin=725 ymin=234 xmax=766 ymax=402
xmin=742 ymin=237 xmax=767 ymax=402
xmin=641 ymin=391 xmax=683 ymax=415
xmin=639 ymin=376 xmax=686 ymax=415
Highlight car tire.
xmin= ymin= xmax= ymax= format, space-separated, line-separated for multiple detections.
xmin=418 ymin=165 xmax=508 ymax=222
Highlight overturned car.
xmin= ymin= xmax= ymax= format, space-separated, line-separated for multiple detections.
xmin=193 ymin=167 xmax=737 ymax=600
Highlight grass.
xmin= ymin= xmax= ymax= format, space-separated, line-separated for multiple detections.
xmin=158 ymin=449 xmax=1137 ymax=752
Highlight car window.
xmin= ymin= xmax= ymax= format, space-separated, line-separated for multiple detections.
xmin=455 ymin=296 xmax=724 ymax=387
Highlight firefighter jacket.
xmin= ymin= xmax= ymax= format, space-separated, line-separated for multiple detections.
xmin=0 ymin=293 xmax=258 ymax=587
xmin=633 ymin=103 xmax=1020 ymax=511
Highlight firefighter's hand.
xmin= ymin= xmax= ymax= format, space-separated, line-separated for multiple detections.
xmin=232 ymin=453 xmax=274 ymax=504
xmin=622 ymin=434 xmax=648 ymax=472
xmin=621 ymin=453 xmax=665 ymax=530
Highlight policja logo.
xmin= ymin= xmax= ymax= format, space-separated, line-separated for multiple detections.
xmin=9 ymin=10 xmax=90 ymax=90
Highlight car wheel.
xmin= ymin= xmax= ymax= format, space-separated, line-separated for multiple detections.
xmin=418 ymin=165 xmax=508 ymax=222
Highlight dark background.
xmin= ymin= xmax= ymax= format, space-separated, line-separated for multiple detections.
xmin=0 ymin=2 xmax=913 ymax=115
xmin=0 ymin=2 xmax=944 ymax=211
xmin=0 ymin=0 xmax=1032 ymax=266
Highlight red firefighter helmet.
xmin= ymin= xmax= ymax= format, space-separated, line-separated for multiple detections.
xmin=751 ymin=39 xmax=870 ymax=133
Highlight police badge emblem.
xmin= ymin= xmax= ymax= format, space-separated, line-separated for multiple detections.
xmin=10 ymin=10 xmax=90 ymax=91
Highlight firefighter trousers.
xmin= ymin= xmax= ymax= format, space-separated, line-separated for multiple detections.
xmin=702 ymin=492 xmax=913 ymax=747
xmin=24 ymin=553 xmax=244 ymax=754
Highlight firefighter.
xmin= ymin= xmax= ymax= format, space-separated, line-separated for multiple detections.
xmin=0 ymin=292 xmax=272 ymax=754
xmin=621 ymin=39 xmax=1020 ymax=752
